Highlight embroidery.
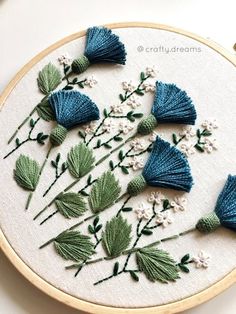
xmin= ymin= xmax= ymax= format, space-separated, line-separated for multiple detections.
xmin=192 ymin=251 xmax=210 ymax=269
xmin=64 ymin=26 xmax=126 ymax=79
xmin=172 ymin=119 xmax=219 ymax=157
xmin=4 ymin=118 xmax=48 ymax=159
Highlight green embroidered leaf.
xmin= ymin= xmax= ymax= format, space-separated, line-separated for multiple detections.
xmin=141 ymin=229 xmax=153 ymax=236
xmin=89 ymin=171 xmax=121 ymax=213
xmin=54 ymin=230 xmax=94 ymax=262
xmin=67 ymin=143 xmax=95 ymax=178
xmin=122 ymin=207 xmax=132 ymax=212
xmin=121 ymin=166 xmax=129 ymax=174
xmin=195 ymin=144 xmax=205 ymax=152
xmin=37 ymin=63 xmax=62 ymax=95
xmin=181 ymin=253 xmax=190 ymax=264
xmin=55 ymin=192 xmax=87 ymax=218
xmin=113 ymin=262 xmax=119 ymax=275
xmin=136 ymin=247 xmax=180 ymax=283
xmin=14 ymin=155 xmax=40 ymax=191
xmin=172 ymin=133 xmax=178 ymax=145
xmin=102 ymin=215 xmax=132 ymax=257
xmin=130 ymin=270 xmax=139 ymax=281
xmin=178 ymin=264 xmax=190 ymax=273
xmin=36 ymin=99 xmax=55 ymax=121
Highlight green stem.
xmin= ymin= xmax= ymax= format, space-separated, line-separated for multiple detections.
xmin=4 ymin=117 xmax=41 ymax=159
xmin=43 ymin=166 xmax=68 ymax=197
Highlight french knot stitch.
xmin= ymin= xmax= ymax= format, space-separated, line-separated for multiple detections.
xmin=137 ymin=114 xmax=158 ymax=135
xmin=50 ymin=124 xmax=68 ymax=146
xmin=127 ymin=174 xmax=147 ymax=196
xmin=71 ymin=55 xmax=90 ymax=74
xmin=196 ymin=212 xmax=221 ymax=233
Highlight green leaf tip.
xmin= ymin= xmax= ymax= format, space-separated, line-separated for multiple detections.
xmin=54 ymin=230 xmax=95 ymax=262
xmin=14 ymin=154 xmax=40 ymax=191
xmin=136 ymin=247 xmax=179 ymax=283
xmin=89 ymin=171 xmax=121 ymax=213
xmin=67 ymin=143 xmax=95 ymax=179
xmin=102 ymin=215 xmax=132 ymax=258
xmin=37 ymin=63 xmax=62 ymax=95
xmin=55 ymin=192 xmax=87 ymax=218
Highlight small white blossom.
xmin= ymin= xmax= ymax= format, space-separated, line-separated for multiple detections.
xmin=156 ymin=211 xmax=173 ymax=228
xmin=180 ymin=143 xmax=195 ymax=158
xmin=126 ymin=95 xmax=141 ymax=109
xmin=135 ymin=203 xmax=152 ymax=220
xmin=122 ymin=81 xmax=135 ymax=92
xmin=149 ymin=131 xmax=158 ymax=142
xmin=201 ymin=118 xmax=218 ymax=131
xmin=83 ymin=121 xmax=97 ymax=134
xmin=193 ymin=251 xmax=210 ymax=268
xmin=171 ymin=196 xmax=187 ymax=212
xmin=129 ymin=156 xmax=144 ymax=171
xmin=119 ymin=121 xmax=134 ymax=134
xmin=141 ymin=82 xmax=155 ymax=92
xmin=179 ymin=126 xmax=195 ymax=140
xmin=84 ymin=76 xmax=97 ymax=88
xmin=110 ymin=103 xmax=124 ymax=113
xmin=58 ymin=53 xmax=72 ymax=65
xmin=204 ymin=138 xmax=218 ymax=153
xmin=130 ymin=138 xmax=145 ymax=151
xmin=102 ymin=118 xmax=115 ymax=133
xmin=146 ymin=66 xmax=157 ymax=78
xmin=148 ymin=191 xmax=165 ymax=205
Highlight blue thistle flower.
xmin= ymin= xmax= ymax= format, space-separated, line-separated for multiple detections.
xmin=197 ymin=175 xmax=236 ymax=233
xmin=138 ymin=82 xmax=197 ymax=135
xmin=127 ymin=137 xmax=193 ymax=196
xmin=71 ymin=26 xmax=126 ymax=74
xmin=48 ymin=90 xmax=99 ymax=146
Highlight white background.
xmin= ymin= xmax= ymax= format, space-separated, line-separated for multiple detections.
xmin=0 ymin=0 xmax=235 ymax=313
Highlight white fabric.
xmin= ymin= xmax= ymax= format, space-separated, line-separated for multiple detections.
xmin=0 ymin=27 xmax=236 ymax=308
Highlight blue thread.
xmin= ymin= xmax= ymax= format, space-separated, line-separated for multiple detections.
xmin=151 ymin=82 xmax=197 ymax=125
xmin=214 ymin=175 xmax=236 ymax=231
xmin=142 ymin=137 xmax=193 ymax=192
xmin=49 ymin=90 xmax=100 ymax=130
xmin=84 ymin=27 xmax=126 ymax=65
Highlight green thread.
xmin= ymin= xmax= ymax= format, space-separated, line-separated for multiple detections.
xmin=14 ymin=155 xmax=40 ymax=191
xmin=36 ymin=99 xmax=55 ymax=121
xmin=136 ymin=247 xmax=180 ymax=283
xmin=71 ymin=55 xmax=90 ymax=74
xmin=50 ymin=124 xmax=68 ymax=146
xmin=37 ymin=63 xmax=62 ymax=95
xmin=137 ymin=114 xmax=157 ymax=135
xmin=88 ymin=171 xmax=121 ymax=213
xmin=54 ymin=230 xmax=95 ymax=262
xmin=196 ymin=212 xmax=221 ymax=233
xmin=102 ymin=215 xmax=132 ymax=258
xmin=127 ymin=174 xmax=147 ymax=196
xmin=67 ymin=143 xmax=95 ymax=178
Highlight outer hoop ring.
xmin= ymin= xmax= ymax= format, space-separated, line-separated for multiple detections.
xmin=0 ymin=22 xmax=235 ymax=314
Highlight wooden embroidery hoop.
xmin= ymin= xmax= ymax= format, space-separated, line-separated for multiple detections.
xmin=0 ymin=22 xmax=235 ymax=314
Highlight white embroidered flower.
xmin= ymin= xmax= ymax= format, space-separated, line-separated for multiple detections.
xmin=122 ymin=81 xmax=135 ymax=92
xmin=141 ymin=82 xmax=155 ymax=92
xmin=102 ymin=118 xmax=115 ymax=133
xmin=126 ymin=95 xmax=141 ymax=109
xmin=58 ymin=53 xmax=72 ymax=65
xmin=119 ymin=121 xmax=134 ymax=134
xmin=179 ymin=126 xmax=195 ymax=140
xmin=171 ymin=196 xmax=187 ymax=212
xmin=156 ymin=211 xmax=173 ymax=227
xmin=201 ymin=118 xmax=218 ymax=131
xmin=129 ymin=156 xmax=144 ymax=171
xmin=83 ymin=121 xmax=97 ymax=134
xmin=146 ymin=66 xmax=157 ymax=78
xmin=84 ymin=76 xmax=97 ymax=88
xmin=148 ymin=191 xmax=165 ymax=205
xmin=180 ymin=143 xmax=195 ymax=158
xmin=110 ymin=103 xmax=124 ymax=113
xmin=192 ymin=251 xmax=210 ymax=268
xmin=149 ymin=131 xmax=158 ymax=142
xmin=204 ymin=138 xmax=218 ymax=153
xmin=130 ymin=138 xmax=145 ymax=151
xmin=135 ymin=203 xmax=152 ymax=220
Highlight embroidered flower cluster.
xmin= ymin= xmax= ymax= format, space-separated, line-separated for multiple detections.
xmin=172 ymin=118 xmax=219 ymax=157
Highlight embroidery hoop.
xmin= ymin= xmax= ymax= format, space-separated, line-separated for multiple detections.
xmin=0 ymin=22 xmax=236 ymax=313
